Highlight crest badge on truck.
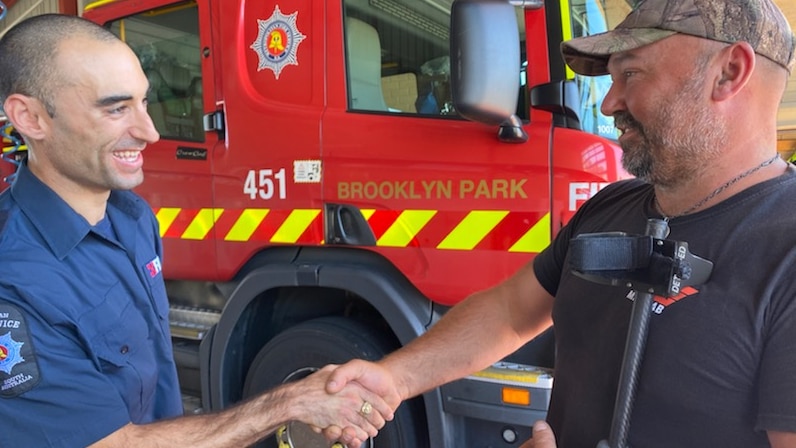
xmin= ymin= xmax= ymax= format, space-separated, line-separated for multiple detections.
xmin=250 ymin=5 xmax=307 ymax=80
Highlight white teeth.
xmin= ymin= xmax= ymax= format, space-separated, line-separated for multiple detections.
xmin=113 ymin=151 xmax=140 ymax=162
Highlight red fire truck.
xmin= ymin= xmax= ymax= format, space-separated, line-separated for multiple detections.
xmin=3 ymin=0 xmax=630 ymax=446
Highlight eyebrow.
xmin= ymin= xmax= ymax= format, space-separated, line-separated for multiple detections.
xmin=95 ymin=95 xmax=133 ymax=107
xmin=606 ymin=51 xmax=640 ymax=71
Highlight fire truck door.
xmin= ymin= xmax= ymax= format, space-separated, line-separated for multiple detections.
xmin=322 ymin=1 xmax=552 ymax=300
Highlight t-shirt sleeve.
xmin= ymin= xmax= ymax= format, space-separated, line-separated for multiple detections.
xmin=533 ymin=179 xmax=649 ymax=297
xmin=0 ymin=292 xmax=131 ymax=447
xmin=533 ymin=218 xmax=575 ymax=297
xmin=756 ymin=274 xmax=796 ymax=433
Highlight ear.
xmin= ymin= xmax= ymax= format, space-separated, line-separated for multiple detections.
xmin=3 ymin=94 xmax=50 ymax=141
xmin=712 ymin=42 xmax=755 ymax=102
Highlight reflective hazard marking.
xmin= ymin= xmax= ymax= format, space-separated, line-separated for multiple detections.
xmin=271 ymin=209 xmax=321 ymax=243
xmin=508 ymin=213 xmax=551 ymax=253
xmin=225 ymin=209 xmax=270 ymax=242
xmin=437 ymin=210 xmax=509 ymax=250
xmin=183 ymin=208 xmax=224 ymax=240
xmin=156 ymin=207 xmax=551 ymax=254
xmin=377 ymin=210 xmax=437 ymax=247
xmin=156 ymin=208 xmax=181 ymax=238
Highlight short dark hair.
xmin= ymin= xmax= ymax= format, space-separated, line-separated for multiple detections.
xmin=0 ymin=14 xmax=119 ymax=116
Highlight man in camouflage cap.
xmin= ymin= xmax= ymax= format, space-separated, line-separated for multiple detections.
xmin=529 ymin=3 xmax=795 ymax=446
xmin=326 ymin=1 xmax=796 ymax=447
xmin=542 ymin=0 xmax=796 ymax=447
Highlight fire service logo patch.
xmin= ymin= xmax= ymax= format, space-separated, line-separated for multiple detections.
xmin=0 ymin=304 xmax=40 ymax=398
xmin=250 ymin=5 xmax=306 ymax=79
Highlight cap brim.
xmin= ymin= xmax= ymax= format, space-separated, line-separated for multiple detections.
xmin=561 ymin=28 xmax=677 ymax=76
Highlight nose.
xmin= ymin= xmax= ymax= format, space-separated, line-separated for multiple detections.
xmin=600 ymin=81 xmax=623 ymax=118
xmin=132 ymin=105 xmax=160 ymax=144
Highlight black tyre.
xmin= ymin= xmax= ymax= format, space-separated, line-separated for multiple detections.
xmin=242 ymin=317 xmax=428 ymax=448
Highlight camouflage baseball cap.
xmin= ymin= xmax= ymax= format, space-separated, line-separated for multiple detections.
xmin=561 ymin=0 xmax=796 ymax=76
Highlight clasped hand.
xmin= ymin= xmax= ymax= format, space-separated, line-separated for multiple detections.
xmin=291 ymin=365 xmax=394 ymax=448
xmin=320 ymin=360 xmax=558 ymax=448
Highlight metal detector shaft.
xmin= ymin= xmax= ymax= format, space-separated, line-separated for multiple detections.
xmin=597 ymin=218 xmax=669 ymax=448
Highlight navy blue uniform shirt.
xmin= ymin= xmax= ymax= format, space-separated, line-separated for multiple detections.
xmin=0 ymin=162 xmax=182 ymax=446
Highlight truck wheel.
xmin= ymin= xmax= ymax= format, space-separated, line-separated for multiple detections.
xmin=242 ymin=316 xmax=428 ymax=448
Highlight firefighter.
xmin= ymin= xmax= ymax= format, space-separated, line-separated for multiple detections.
xmin=326 ymin=0 xmax=796 ymax=447
xmin=0 ymin=14 xmax=389 ymax=448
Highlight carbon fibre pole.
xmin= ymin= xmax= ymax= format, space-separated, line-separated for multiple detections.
xmin=597 ymin=218 xmax=670 ymax=448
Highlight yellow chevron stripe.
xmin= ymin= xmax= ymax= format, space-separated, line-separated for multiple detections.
xmin=225 ymin=209 xmax=270 ymax=241
xmin=271 ymin=209 xmax=320 ymax=243
xmin=182 ymin=208 xmax=223 ymax=240
xmin=509 ymin=213 xmax=551 ymax=253
xmin=377 ymin=210 xmax=436 ymax=247
xmin=437 ymin=210 xmax=509 ymax=250
xmin=155 ymin=207 xmax=550 ymax=253
xmin=155 ymin=208 xmax=181 ymax=237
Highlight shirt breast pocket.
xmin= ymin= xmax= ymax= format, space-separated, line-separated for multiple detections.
xmin=79 ymin=282 xmax=157 ymax=422
xmin=146 ymin=273 xmax=170 ymax=324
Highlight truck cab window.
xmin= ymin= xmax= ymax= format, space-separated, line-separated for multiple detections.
xmin=567 ymin=0 xmax=632 ymax=140
xmin=343 ymin=0 xmax=528 ymax=119
xmin=108 ymin=2 xmax=204 ymax=142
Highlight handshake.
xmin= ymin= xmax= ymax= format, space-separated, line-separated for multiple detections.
xmin=277 ymin=360 xmax=557 ymax=448
xmin=271 ymin=361 xmax=399 ymax=448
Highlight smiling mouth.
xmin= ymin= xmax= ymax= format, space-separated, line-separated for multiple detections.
xmin=618 ymin=125 xmax=640 ymax=138
xmin=113 ymin=150 xmax=141 ymax=162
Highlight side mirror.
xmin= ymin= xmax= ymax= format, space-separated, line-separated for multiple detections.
xmin=450 ymin=0 xmax=520 ymax=126
xmin=530 ymin=80 xmax=583 ymax=130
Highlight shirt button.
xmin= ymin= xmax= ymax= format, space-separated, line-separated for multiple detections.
xmin=120 ymin=345 xmax=129 ymax=354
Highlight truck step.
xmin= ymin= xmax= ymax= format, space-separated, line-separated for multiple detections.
xmin=169 ymin=305 xmax=221 ymax=340
xmin=182 ymin=393 xmax=204 ymax=415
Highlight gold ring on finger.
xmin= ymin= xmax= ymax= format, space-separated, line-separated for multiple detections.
xmin=360 ymin=401 xmax=373 ymax=416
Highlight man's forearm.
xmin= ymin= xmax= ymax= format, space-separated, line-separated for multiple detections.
xmin=382 ymin=270 xmax=554 ymax=401
xmin=380 ymin=295 xmax=522 ymax=400
xmin=92 ymin=383 xmax=299 ymax=448
xmin=92 ymin=366 xmax=390 ymax=448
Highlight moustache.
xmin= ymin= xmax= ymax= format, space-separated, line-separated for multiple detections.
xmin=613 ymin=112 xmax=642 ymax=134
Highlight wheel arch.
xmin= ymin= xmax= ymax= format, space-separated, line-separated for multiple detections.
xmin=204 ymin=246 xmax=451 ymax=445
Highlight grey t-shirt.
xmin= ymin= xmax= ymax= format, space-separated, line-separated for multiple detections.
xmin=535 ymin=166 xmax=796 ymax=448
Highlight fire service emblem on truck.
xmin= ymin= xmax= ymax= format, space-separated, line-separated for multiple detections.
xmin=250 ymin=5 xmax=306 ymax=79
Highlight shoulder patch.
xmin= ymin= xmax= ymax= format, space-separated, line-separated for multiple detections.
xmin=0 ymin=303 xmax=40 ymax=398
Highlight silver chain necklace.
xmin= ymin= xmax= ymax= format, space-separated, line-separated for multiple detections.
xmin=654 ymin=154 xmax=780 ymax=221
